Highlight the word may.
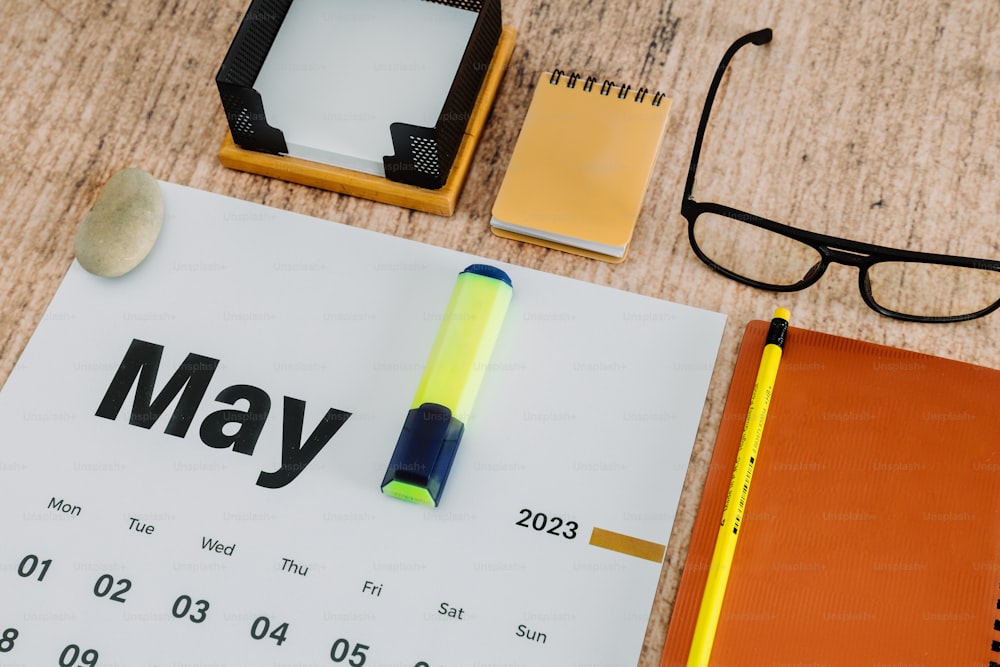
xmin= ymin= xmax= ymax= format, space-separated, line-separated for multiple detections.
xmin=95 ymin=339 xmax=351 ymax=489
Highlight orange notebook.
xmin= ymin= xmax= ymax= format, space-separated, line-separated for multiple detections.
xmin=661 ymin=322 xmax=1000 ymax=667
xmin=490 ymin=71 xmax=671 ymax=262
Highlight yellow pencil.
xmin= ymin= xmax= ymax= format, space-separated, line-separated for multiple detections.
xmin=686 ymin=307 xmax=790 ymax=667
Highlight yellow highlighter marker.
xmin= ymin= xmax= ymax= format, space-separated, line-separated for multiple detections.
xmin=687 ymin=307 xmax=789 ymax=667
xmin=381 ymin=264 xmax=513 ymax=507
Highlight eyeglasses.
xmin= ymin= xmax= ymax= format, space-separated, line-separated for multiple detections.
xmin=683 ymin=29 xmax=1000 ymax=323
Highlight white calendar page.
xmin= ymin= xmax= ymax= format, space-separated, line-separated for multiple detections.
xmin=0 ymin=183 xmax=725 ymax=666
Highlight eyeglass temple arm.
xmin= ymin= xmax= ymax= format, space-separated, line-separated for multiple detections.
xmin=683 ymin=28 xmax=773 ymax=201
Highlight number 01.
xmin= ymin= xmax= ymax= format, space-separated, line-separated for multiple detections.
xmin=17 ymin=554 xmax=51 ymax=581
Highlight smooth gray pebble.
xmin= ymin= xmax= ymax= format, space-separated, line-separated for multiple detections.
xmin=74 ymin=168 xmax=163 ymax=277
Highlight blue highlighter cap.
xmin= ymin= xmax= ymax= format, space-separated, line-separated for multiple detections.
xmin=462 ymin=264 xmax=512 ymax=287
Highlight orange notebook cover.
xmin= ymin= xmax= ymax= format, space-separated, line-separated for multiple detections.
xmin=490 ymin=71 xmax=671 ymax=262
xmin=661 ymin=322 xmax=1000 ymax=667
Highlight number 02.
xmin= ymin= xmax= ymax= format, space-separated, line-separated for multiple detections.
xmin=93 ymin=574 xmax=130 ymax=603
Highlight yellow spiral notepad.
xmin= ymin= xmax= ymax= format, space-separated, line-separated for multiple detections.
xmin=491 ymin=71 xmax=671 ymax=262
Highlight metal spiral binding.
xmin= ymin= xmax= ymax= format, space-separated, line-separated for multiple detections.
xmin=548 ymin=70 xmax=665 ymax=106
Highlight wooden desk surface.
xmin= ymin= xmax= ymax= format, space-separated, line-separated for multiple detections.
xmin=2 ymin=1 xmax=998 ymax=664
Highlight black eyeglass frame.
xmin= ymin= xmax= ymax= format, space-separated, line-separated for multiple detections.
xmin=682 ymin=28 xmax=1000 ymax=323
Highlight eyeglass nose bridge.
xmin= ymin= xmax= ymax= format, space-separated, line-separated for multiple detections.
xmin=813 ymin=245 xmax=881 ymax=282
xmin=820 ymin=246 xmax=877 ymax=269
xmin=814 ymin=245 xmax=887 ymax=310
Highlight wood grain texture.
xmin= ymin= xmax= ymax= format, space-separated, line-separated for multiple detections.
xmin=1 ymin=1 xmax=998 ymax=664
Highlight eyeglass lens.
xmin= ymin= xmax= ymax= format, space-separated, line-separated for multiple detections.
xmin=866 ymin=261 xmax=1000 ymax=319
xmin=692 ymin=212 xmax=1000 ymax=319
xmin=691 ymin=213 xmax=821 ymax=287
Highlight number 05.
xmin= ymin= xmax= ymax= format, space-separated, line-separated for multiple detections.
xmin=330 ymin=638 xmax=369 ymax=665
